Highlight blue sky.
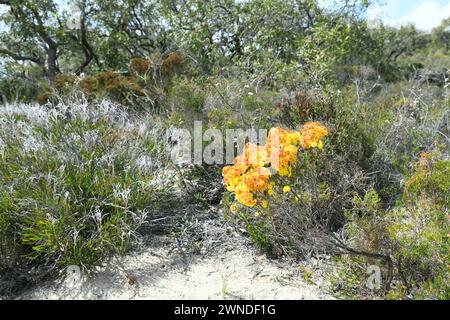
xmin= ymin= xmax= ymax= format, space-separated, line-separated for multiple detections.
xmin=366 ymin=0 xmax=450 ymax=30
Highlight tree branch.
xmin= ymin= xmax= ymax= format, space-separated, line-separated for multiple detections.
xmin=330 ymin=233 xmax=394 ymax=291
xmin=0 ymin=47 xmax=44 ymax=65
xmin=72 ymin=1 xmax=98 ymax=75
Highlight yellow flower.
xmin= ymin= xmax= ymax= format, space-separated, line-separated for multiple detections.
xmin=242 ymin=167 xmax=271 ymax=192
xmin=261 ymin=200 xmax=268 ymax=208
xmin=222 ymin=163 xmax=248 ymax=192
xmin=235 ymin=183 xmax=257 ymax=207
xmin=318 ymin=140 xmax=324 ymax=150
xmin=278 ymin=165 xmax=292 ymax=177
xmin=223 ymin=124 xmax=327 ymax=208
xmin=230 ymin=203 xmax=239 ymax=214
xmin=289 ymin=131 xmax=302 ymax=145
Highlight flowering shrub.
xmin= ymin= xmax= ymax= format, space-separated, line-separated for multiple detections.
xmin=223 ymin=122 xmax=328 ymax=209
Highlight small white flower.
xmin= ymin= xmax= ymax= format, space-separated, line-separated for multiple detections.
xmin=46 ymin=213 xmax=57 ymax=224
xmin=93 ymin=206 xmax=102 ymax=225
xmin=121 ymin=188 xmax=131 ymax=201
xmin=113 ymin=184 xmax=121 ymax=199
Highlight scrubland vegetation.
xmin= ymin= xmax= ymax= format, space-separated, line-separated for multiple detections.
xmin=0 ymin=0 xmax=448 ymax=300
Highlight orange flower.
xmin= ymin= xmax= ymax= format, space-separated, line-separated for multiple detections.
xmin=300 ymin=122 xmax=328 ymax=149
xmin=235 ymin=183 xmax=257 ymax=207
xmin=242 ymin=167 xmax=271 ymax=192
xmin=222 ymin=163 xmax=248 ymax=191
xmin=243 ymin=143 xmax=270 ymax=167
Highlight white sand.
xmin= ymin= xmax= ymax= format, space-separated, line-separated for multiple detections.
xmin=20 ymin=231 xmax=333 ymax=300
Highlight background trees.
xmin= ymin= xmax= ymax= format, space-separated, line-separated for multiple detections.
xmin=0 ymin=0 xmax=448 ymax=103
xmin=0 ymin=0 xmax=101 ymax=80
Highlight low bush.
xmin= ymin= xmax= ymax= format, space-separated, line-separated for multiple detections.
xmin=0 ymin=101 xmax=177 ymax=297
xmin=335 ymin=151 xmax=449 ymax=299
xmin=220 ymin=79 xmax=448 ymax=299
xmin=36 ymin=52 xmax=188 ymax=111
xmin=222 ymin=122 xmax=370 ymax=256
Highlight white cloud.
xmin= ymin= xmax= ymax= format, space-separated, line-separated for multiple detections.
xmin=369 ymin=1 xmax=450 ymax=31
xmin=395 ymin=1 xmax=450 ymax=31
xmin=367 ymin=5 xmax=385 ymax=26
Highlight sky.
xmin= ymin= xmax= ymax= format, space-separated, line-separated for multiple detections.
xmin=366 ymin=0 xmax=450 ymax=31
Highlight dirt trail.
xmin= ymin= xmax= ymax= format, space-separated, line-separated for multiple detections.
xmin=20 ymin=210 xmax=334 ymax=300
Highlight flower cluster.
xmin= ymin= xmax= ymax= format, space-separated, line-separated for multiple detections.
xmin=266 ymin=127 xmax=301 ymax=177
xmin=222 ymin=144 xmax=272 ymax=207
xmin=300 ymin=122 xmax=328 ymax=150
xmin=223 ymin=122 xmax=328 ymax=208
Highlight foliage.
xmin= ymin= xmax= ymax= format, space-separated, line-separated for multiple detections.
xmin=338 ymin=152 xmax=449 ymax=300
xmin=0 ymin=101 xmax=178 ymax=296
xmin=36 ymin=52 xmax=187 ymax=110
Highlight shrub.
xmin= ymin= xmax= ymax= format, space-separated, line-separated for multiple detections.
xmin=403 ymin=152 xmax=450 ymax=207
xmin=201 ymin=78 xmax=281 ymax=131
xmin=79 ymin=75 xmax=100 ymax=96
xmin=51 ymin=72 xmax=153 ymax=110
xmin=0 ymin=101 xmax=176 ymax=297
xmin=54 ymin=74 xmax=78 ymax=94
xmin=131 ymin=57 xmax=151 ymax=76
xmin=340 ymin=152 xmax=449 ymax=299
xmin=162 ymin=52 xmax=186 ymax=76
xmin=103 ymin=74 xmax=144 ymax=104
xmin=0 ymin=76 xmax=41 ymax=104
xmin=35 ymin=52 xmax=187 ymax=111
xmin=222 ymin=122 xmax=369 ymax=256
xmin=165 ymin=79 xmax=206 ymax=127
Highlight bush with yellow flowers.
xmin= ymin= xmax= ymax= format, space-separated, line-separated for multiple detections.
xmin=221 ymin=122 xmax=351 ymax=252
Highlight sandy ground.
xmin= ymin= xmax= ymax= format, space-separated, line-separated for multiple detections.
xmin=19 ymin=210 xmax=334 ymax=300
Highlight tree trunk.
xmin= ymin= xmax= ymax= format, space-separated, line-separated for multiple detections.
xmin=46 ymin=45 xmax=60 ymax=83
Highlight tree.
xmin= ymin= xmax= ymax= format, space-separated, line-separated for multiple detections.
xmin=92 ymin=0 xmax=169 ymax=70
xmin=0 ymin=0 xmax=392 ymax=94
xmin=432 ymin=17 xmax=450 ymax=51
xmin=0 ymin=0 xmax=98 ymax=82
xmin=382 ymin=24 xmax=429 ymax=62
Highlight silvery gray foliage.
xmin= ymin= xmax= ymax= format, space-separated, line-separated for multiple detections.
xmin=0 ymin=98 xmax=181 ymax=295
